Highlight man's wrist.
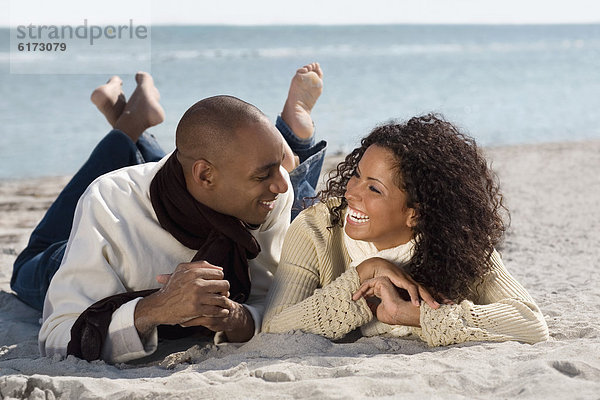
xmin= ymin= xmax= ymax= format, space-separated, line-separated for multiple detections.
xmin=223 ymin=303 xmax=255 ymax=342
xmin=134 ymin=295 xmax=159 ymax=338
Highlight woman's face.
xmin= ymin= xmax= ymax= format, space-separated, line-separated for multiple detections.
xmin=344 ymin=145 xmax=416 ymax=250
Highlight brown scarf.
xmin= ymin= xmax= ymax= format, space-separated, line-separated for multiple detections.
xmin=149 ymin=151 xmax=260 ymax=301
xmin=67 ymin=151 xmax=260 ymax=361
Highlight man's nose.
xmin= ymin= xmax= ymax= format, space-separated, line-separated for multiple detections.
xmin=270 ymin=167 xmax=289 ymax=194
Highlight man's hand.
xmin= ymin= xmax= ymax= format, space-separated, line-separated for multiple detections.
xmin=352 ymin=276 xmax=421 ymax=327
xmin=181 ymin=301 xmax=255 ymax=342
xmin=355 ymin=257 xmax=440 ymax=309
xmin=134 ymin=261 xmax=233 ymax=338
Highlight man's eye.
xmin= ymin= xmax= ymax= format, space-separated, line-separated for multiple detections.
xmin=256 ymin=175 xmax=269 ymax=181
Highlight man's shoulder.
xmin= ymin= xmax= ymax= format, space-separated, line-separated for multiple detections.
xmin=86 ymin=159 xmax=164 ymax=199
xmin=77 ymin=159 xmax=168 ymax=222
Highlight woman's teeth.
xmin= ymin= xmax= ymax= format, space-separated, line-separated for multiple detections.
xmin=348 ymin=207 xmax=369 ymax=223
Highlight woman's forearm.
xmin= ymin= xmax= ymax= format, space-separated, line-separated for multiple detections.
xmin=263 ymin=267 xmax=373 ymax=339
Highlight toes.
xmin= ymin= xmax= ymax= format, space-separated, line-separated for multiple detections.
xmin=297 ymin=63 xmax=323 ymax=78
xmin=307 ymin=62 xmax=323 ymax=77
xmin=313 ymin=63 xmax=323 ymax=78
xmin=135 ymin=71 xmax=153 ymax=85
xmin=107 ymin=75 xmax=123 ymax=86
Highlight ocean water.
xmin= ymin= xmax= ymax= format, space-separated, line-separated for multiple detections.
xmin=1 ymin=24 xmax=599 ymax=178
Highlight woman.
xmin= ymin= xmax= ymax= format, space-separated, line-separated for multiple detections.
xmin=262 ymin=114 xmax=549 ymax=346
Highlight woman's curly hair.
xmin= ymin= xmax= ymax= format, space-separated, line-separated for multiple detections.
xmin=320 ymin=114 xmax=508 ymax=302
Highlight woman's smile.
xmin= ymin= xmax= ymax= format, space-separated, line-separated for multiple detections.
xmin=346 ymin=206 xmax=370 ymax=225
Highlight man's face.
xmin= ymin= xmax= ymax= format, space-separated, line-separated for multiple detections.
xmin=207 ymin=120 xmax=289 ymax=225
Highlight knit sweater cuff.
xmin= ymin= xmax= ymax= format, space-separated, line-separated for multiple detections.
xmin=418 ymin=298 xmax=550 ymax=347
xmin=418 ymin=301 xmax=491 ymax=347
xmin=305 ymin=266 xmax=374 ymax=339
xmin=266 ymin=266 xmax=373 ymax=339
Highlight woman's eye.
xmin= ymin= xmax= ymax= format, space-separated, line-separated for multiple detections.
xmin=369 ymin=185 xmax=381 ymax=194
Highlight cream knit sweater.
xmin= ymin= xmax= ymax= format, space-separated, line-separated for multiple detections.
xmin=262 ymin=200 xmax=549 ymax=346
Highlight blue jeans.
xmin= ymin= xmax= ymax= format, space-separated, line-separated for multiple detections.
xmin=11 ymin=121 xmax=326 ymax=311
xmin=276 ymin=116 xmax=327 ymax=220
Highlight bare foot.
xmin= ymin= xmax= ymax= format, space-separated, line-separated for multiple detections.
xmin=282 ymin=144 xmax=299 ymax=173
xmin=281 ymin=62 xmax=323 ymax=140
xmin=90 ymin=76 xmax=127 ymax=127
xmin=114 ymin=72 xmax=165 ymax=142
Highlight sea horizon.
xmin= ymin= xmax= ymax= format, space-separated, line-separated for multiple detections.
xmin=1 ymin=23 xmax=599 ymax=178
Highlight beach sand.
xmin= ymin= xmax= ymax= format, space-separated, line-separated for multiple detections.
xmin=1 ymin=141 xmax=599 ymax=399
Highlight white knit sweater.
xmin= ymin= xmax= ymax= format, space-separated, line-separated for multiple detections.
xmin=39 ymin=154 xmax=293 ymax=363
xmin=262 ymin=200 xmax=549 ymax=346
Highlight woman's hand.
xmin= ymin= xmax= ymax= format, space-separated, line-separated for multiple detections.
xmin=353 ymin=276 xmax=421 ymax=327
xmin=355 ymin=257 xmax=440 ymax=309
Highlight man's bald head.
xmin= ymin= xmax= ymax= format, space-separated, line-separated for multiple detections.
xmin=175 ymin=95 xmax=269 ymax=164
xmin=174 ymin=95 xmax=289 ymax=223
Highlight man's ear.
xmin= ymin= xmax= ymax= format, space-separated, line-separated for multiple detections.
xmin=406 ymin=207 xmax=418 ymax=228
xmin=191 ymin=159 xmax=215 ymax=188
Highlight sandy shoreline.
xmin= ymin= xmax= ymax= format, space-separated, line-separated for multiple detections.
xmin=1 ymin=141 xmax=599 ymax=399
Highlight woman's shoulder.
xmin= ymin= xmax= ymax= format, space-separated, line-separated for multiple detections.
xmin=295 ymin=198 xmax=343 ymax=224
xmin=289 ymin=198 xmax=345 ymax=237
xmin=286 ymin=198 xmax=348 ymax=260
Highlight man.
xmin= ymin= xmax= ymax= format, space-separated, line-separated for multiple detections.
xmin=14 ymin=63 xmax=325 ymax=363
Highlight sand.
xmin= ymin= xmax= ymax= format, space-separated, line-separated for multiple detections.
xmin=1 ymin=141 xmax=599 ymax=399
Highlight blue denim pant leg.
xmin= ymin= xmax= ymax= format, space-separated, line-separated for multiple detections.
xmin=276 ymin=116 xmax=327 ymax=220
xmin=11 ymin=130 xmax=166 ymax=311
xmin=136 ymin=131 xmax=167 ymax=162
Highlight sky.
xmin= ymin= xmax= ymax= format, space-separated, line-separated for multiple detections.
xmin=1 ymin=0 xmax=599 ymax=26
